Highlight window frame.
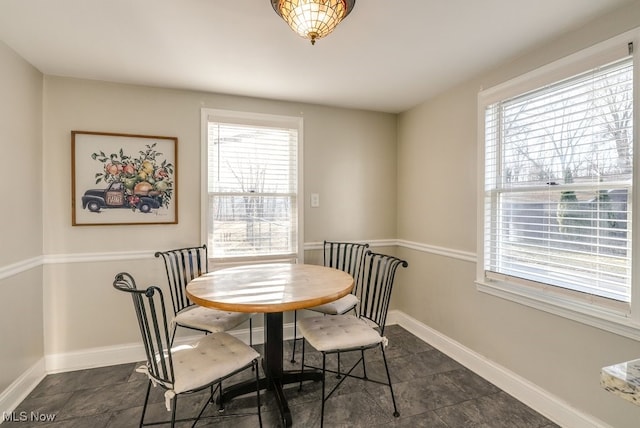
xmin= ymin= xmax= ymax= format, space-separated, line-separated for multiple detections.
xmin=200 ymin=108 xmax=304 ymax=266
xmin=476 ymin=29 xmax=640 ymax=340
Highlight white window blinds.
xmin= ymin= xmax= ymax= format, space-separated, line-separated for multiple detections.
xmin=207 ymin=118 xmax=299 ymax=261
xmin=483 ymin=55 xmax=633 ymax=302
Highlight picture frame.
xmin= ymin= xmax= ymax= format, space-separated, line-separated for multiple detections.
xmin=71 ymin=131 xmax=178 ymax=226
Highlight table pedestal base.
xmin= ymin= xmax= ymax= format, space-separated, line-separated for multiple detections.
xmin=220 ymin=370 xmax=322 ymax=427
xmin=219 ymin=312 xmax=320 ymax=427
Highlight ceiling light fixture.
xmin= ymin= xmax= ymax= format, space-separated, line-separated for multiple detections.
xmin=270 ymin=0 xmax=356 ymax=45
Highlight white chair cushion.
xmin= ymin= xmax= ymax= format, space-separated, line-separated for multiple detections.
xmin=175 ymin=306 xmax=252 ymax=333
xmin=168 ymin=332 xmax=259 ymax=394
xmin=309 ymin=294 xmax=359 ymax=315
xmin=298 ymin=314 xmax=384 ymax=352
xmin=137 ymin=332 xmax=260 ymax=410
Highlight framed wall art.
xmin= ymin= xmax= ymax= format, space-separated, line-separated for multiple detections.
xmin=71 ymin=131 xmax=178 ymax=226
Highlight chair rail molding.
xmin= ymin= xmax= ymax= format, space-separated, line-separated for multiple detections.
xmin=396 ymin=239 xmax=477 ymax=263
xmin=303 ymin=239 xmax=397 ymax=251
xmin=1 ymin=240 xmax=476 ymax=281
xmin=0 ymin=256 xmax=43 ymax=281
xmin=0 ymin=252 xmax=153 ymax=281
xmin=43 ymin=251 xmax=154 ymax=265
xmin=306 ymin=239 xmax=477 ymax=264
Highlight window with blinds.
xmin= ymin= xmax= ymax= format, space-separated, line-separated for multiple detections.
xmin=483 ymin=55 xmax=633 ymax=303
xmin=205 ymin=111 xmax=301 ymax=262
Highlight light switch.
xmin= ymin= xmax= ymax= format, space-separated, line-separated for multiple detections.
xmin=310 ymin=193 xmax=320 ymax=208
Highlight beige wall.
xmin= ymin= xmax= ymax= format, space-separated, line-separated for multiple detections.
xmin=0 ymin=42 xmax=43 ymax=264
xmin=42 ymin=77 xmax=397 ymax=254
xmin=0 ymin=41 xmax=44 ymax=391
xmin=396 ymin=2 xmax=640 ymax=427
xmin=40 ymin=76 xmax=397 ymax=353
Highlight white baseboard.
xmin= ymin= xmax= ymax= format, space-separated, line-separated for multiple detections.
xmin=45 ymin=342 xmax=148 ymax=374
xmin=44 ymin=325 xmax=266 ymax=374
xmin=0 ymin=358 xmax=46 ymax=419
xmin=42 ymin=320 xmax=303 ymax=375
xmin=387 ymin=310 xmax=611 ymax=428
xmin=3 ymin=311 xmax=608 ymax=428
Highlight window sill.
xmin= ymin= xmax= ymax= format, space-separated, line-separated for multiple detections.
xmin=476 ymin=279 xmax=640 ymax=341
xmin=211 ymin=254 xmax=299 ymax=269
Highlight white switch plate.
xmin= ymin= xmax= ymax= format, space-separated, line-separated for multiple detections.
xmin=310 ymin=193 xmax=320 ymax=208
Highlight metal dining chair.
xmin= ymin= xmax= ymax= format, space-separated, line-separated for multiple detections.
xmin=112 ymin=272 xmax=262 ymax=427
xmin=290 ymin=240 xmax=369 ymax=365
xmin=155 ymin=244 xmax=254 ymax=346
xmin=297 ymin=250 xmax=408 ymax=427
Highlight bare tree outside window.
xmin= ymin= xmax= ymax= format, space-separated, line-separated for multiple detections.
xmin=207 ymin=121 xmax=298 ymax=260
xmin=485 ymin=55 xmax=633 ymax=302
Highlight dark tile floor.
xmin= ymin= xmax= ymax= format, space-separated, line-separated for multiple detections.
xmin=4 ymin=325 xmax=559 ymax=427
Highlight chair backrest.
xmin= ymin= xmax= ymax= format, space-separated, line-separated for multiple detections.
xmin=354 ymin=251 xmax=408 ymax=333
xmin=323 ymin=240 xmax=370 ymax=290
xmin=112 ymin=272 xmax=174 ymax=387
xmin=155 ymin=244 xmax=209 ymax=315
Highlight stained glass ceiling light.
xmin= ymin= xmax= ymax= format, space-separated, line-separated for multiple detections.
xmin=270 ymin=0 xmax=356 ymax=45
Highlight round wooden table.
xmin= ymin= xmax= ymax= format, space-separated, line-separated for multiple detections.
xmin=186 ymin=263 xmax=354 ymax=427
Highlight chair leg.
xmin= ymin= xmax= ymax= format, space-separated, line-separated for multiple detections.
xmin=193 ymin=385 xmax=216 ymax=428
xmin=139 ymin=380 xmax=152 ymax=427
xmin=249 ymin=318 xmax=255 ymax=371
xmin=380 ymin=344 xmax=400 ymax=418
xmin=361 ymin=349 xmax=368 ymax=379
xmin=290 ymin=310 xmax=297 ymax=363
xmin=170 ymin=324 xmax=178 ymax=346
xmin=320 ymin=353 xmax=327 ymax=428
xmin=171 ymin=394 xmax=178 ymax=428
xmin=298 ymin=338 xmax=306 ymax=391
xmin=254 ymin=360 xmax=263 ymax=427
xmin=218 ymin=380 xmax=225 ymax=412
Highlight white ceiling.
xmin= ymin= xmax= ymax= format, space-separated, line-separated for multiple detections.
xmin=0 ymin=0 xmax=636 ymax=113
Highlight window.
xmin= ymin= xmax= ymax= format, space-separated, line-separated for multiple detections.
xmin=477 ymin=33 xmax=640 ymax=338
xmin=201 ymin=109 xmax=303 ymax=263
